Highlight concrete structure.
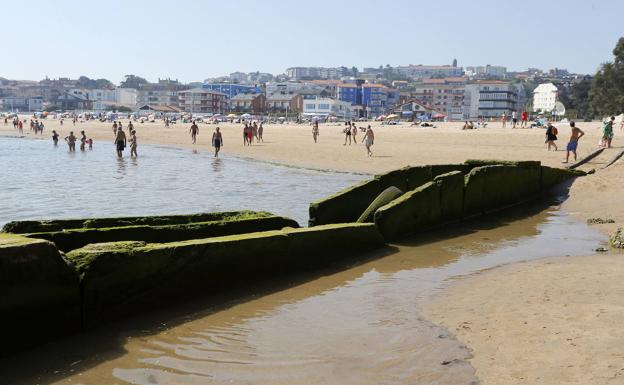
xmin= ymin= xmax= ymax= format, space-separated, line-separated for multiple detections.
xmin=411 ymin=78 xmax=467 ymax=121
xmin=465 ymin=65 xmax=507 ymax=79
xmin=464 ymin=81 xmax=525 ymax=119
xmin=230 ymin=93 xmax=266 ymax=114
xmin=532 ymin=83 xmax=558 ymax=113
xmin=178 ymin=88 xmax=228 ymax=114
xmin=266 ymin=92 xmax=302 ymax=113
xmin=394 ymin=65 xmax=464 ymax=80
xmin=302 ymin=98 xmax=353 ymax=119
xmin=202 ymin=83 xmax=262 ymax=100
xmin=286 ymin=67 xmax=350 ymax=81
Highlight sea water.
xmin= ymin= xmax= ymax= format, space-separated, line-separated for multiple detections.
xmin=0 ymin=136 xmax=366 ymax=226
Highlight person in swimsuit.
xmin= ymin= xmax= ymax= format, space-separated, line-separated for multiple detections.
xmin=258 ymin=122 xmax=264 ymax=142
xmin=80 ymin=131 xmax=87 ymax=151
xmin=130 ymin=130 xmax=137 ymax=157
xmin=521 ymin=110 xmax=529 ymax=128
xmin=189 ymin=121 xmax=199 ymax=144
xmin=52 ymin=130 xmax=59 ymax=146
xmin=601 ymin=116 xmax=615 ymax=148
xmin=114 ymin=126 xmax=127 ymax=157
xmin=212 ymin=127 xmax=223 ymax=157
xmin=351 ymin=123 xmax=357 ymax=143
xmin=252 ymin=122 xmax=259 ymax=142
xmin=312 ymin=121 xmax=319 ymax=143
xmin=343 ymin=121 xmax=352 ymax=145
xmin=243 ymin=123 xmax=249 ymax=146
xmin=563 ymin=121 xmax=584 ymax=163
xmin=65 ymin=131 xmax=76 ymax=151
xmin=545 ymin=123 xmax=558 ymax=151
xmin=501 ymin=112 xmax=507 ymax=128
xmin=363 ymin=125 xmax=374 ymax=156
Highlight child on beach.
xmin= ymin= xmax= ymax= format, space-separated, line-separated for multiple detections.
xmin=563 ymin=121 xmax=584 ymax=164
xmin=87 ymin=138 xmax=93 ymax=150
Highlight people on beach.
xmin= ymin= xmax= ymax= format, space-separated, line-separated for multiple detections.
xmin=363 ymin=125 xmax=374 ymax=156
xmin=258 ymin=122 xmax=264 ymax=142
xmin=18 ymin=120 xmax=23 ymax=134
xmin=562 ymin=121 xmax=584 ymax=164
xmin=112 ymin=121 xmax=118 ymax=136
xmin=545 ymin=123 xmax=558 ymax=151
xmin=252 ymin=122 xmax=259 ymax=142
xmin=212 ymin=127 xmax=223 ymax=157
xmin=114 ymin=126 xmax=127 ymax=157
xmin=501 ymin=112 xmax=507 ymax=128
xmin=521 ymin=110 xmax=528 ymax=128
xmin=80 ymin=130 xmax=87 ymax=151
xmin=312 ymin=121 xmax=319 ymax=143
xmin=343 ymin=121 xmax=352 ymax=145
xmin=601 ymin=116 xmax=615 ymax=148
xmin=87 ymin=138 xmax=93 ymax=150
xmin=512 ymin=111 xmax=518 ymax=129
xmin=129 ymin=130 xmax=137 ymax=157
xmin=189 ymin=121 xmax=199 ymax=144
xmin=462 ymin=121 xmax=475 ymax=130
xmin=65 ymin=131 xmax=76 ymax=151
xmin=52 ymin=130 xmax=59 ymax=146
xmin=351 ymin=123 xmax=358 ymax=143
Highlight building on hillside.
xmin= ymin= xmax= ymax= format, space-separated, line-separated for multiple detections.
xmin=532 ymin=83 xmax=558 ymax=113
xmin=302 ymin=98 xmax=353 ymax=119
xmin=265 ymin=81 xmax=324 ymax=94
xmin=465 ymin=65 xmax=507 ymax=79
xmin=135 ymin=78 xmax=186 ymax=108
xmin=464 ymin=81 xmax=525 ymax=119
xmin=115 ymin=88 xmax=138 ymax=108
xmin=202 ymin=83 xmax=262 ymax=99
xmin=50 ymin=92 xmax=93 ymax=111
xmin=394 ymin=65 xmax=464 ymax=80
xmin=411 ymin=78 xmax=467 ymax=121
xmin=362 ymin=84 xmax=390 ymax=117
xmin=0 ymin=96 xmax=44 ymax=111
xmin=230 ymin=93 xmax=266 ymax=114
xmin=265 ymin=92 xmax=302 ymax=113
xmin=178 ymin=88 xmax=228 ymax=114
xmin=285 ymin=66 xmax=350 ymax=81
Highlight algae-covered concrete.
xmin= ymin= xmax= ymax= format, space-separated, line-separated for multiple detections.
xmin=26 ymin=214 xmax=298 ymax=252
xmin=434 ymin=171 xmax=465 ymax=223
xmin=66 ymin=223 xmax=385 ymax=326
xmin=357 ymin=186 xmax=404 ymax=223
xmin=0 ymin=234 xmax=80 ymax=356
xmin=309 ymin=178 xmax=381 ymax=226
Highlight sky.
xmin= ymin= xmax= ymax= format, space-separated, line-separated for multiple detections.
xmin=1 ymin=0 xmax=622 ymax=84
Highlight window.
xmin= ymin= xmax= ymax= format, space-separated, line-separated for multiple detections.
xmin=319 ymin=104 xmax=330 ymax=110
xmin=305 ymin=104 xmax=316 ymax=110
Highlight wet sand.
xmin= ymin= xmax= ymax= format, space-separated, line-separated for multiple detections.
xmin=0 ymin=202 xmax=604 ymax=385
xmin=0 ymin=117 xmax=613 ymax=174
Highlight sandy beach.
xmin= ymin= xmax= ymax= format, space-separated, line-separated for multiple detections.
xmin=3 ymin=116 xmax=624 ymax=384
xmin=0 ymin=117 xmax=616 ymax=174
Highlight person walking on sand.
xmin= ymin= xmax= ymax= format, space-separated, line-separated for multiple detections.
xmin=521 ymin=110 xmax=528 ymax=128
xmin=601 ymin=116 xmax=615 ymax=148
xmin=343 ymin=122 xmax=352 ymax=145
xmin=545 ymin=123 xmax=558 ymax=151
xmin=242 ymin=123 xmax=249 ymax=146
xmin=363 ymin=125 xmax=374 ymax=156
xmin=112 ymin=121 xmax=118 ymax=136
xmin=312 ymin=121 xmax=319 ymax=143
xmin=52 ymin=130 xmax=59 ymax=146
xmin=114 ymin=126 xmax=127 ymax=157
xmin=351 ymin=122 xmax=358 ymax=143
xmin=130 ymin=130 xmax=138 ymax=157
xmin=501 ymin=112 xmax=507 ymax=128
xmin=252 ymin=122 xmax=259 ymax=142
xmin=258 ymin=122 xmax=264 ymax=142
xmin=80 ymin=130 xmax=87 ymax=151
xmin=512 ymin=111 xmax=518 ymax=128
xmin=563 ymin=121 xmax=585 ymax=164
xmin=18 ymin=120 xmax=23 ymax=134
xmin=212 ymin=127 xmax=223 ymax=157
xmin=65 ymin=131 xmax=76 ymax=151
xmin=189 ymin=121 xmax=199 ymax=144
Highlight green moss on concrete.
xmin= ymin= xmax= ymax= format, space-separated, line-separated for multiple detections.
xmin=357 ymin=186 xmax=404 ymax=223
xmin=375 ymin=169 xmax=409 ymax=192
xmin=541 ymin=166 xmax=585 ymax=189
xmin=374 ymin=182 xmax=441 ymax=241
xmin=431 ymin=164 xmax=473 ymax=178
xmin=434 ymin=171 xmax=464 ymax=223
xmin=481 ymin=165 xmax=541 ymax=213
xmin=3 ymin=211 xmax=270 ymax=234
xmin=0 ymin=234 xmax=80 ymax=356
xmin=25 ymin=215 xmax=298 ymax=252
xmin=464 ymin=159 xmax=541 ymax=169
xmin=309 ymin=178 xmax=381 ymax=226
xmin=463 ymin=166 xmax=488 ymax=218
xmin=403 ymin=165 xmax=433 ymax=190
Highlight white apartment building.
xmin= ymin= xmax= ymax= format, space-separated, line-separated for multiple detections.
xmin=303 ymin=98 xmax=353 ymax=119
xmin=115 ymin=88 xmax=138 ymax=108
xmin=532 ymin=83 xmax=558 ymax=113
xmin=465 ymin=65 xmax=507 ymax=79
xmin=393 ymin=65 xmax=464 ymax=80
xmin=136 ymin=89 xmax=179 ymax=108
xmin=464 ymin=81 xmax=525 ymax=119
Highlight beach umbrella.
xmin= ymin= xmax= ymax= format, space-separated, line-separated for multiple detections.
xmin=386 ymin=114 xmax=399 ymax=119
xmin=432 ymin=113 xmax=446 ymax=119
xmin=227 ymin=113 xmax=237 ymax=118
xmin=241 ymin=113 xmax=252 ymax=119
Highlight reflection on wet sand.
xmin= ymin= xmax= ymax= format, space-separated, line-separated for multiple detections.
xmin=1 ymin=204 xmax=605 ymax=385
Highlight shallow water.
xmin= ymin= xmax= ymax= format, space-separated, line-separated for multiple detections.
xmin=0 ymin=136 xmax=366 ymax=226
xmin=2 ymin=203 xmax=606 ymax=385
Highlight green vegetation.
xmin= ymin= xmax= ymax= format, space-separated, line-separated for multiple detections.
xmin=590 ymin=38 xmax=624 ymax=116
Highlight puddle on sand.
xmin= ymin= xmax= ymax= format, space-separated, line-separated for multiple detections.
xmin=2 ymin=203 xmax=605 ymax=385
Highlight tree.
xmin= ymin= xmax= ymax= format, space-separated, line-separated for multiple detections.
xmin=76 ymin=76 xmax=114 ymax=89
xmin=120 ymin=74 xmax=149 ymax=89
xmin=590 ymin=37 xmax=624 ymax=116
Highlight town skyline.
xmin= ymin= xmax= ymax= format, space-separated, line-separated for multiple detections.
xmin=1 ymin=0 xmax=621 ymax=82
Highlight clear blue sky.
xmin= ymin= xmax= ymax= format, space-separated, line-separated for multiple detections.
xmin=1 ymin=0 xmax=622 ymax=84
